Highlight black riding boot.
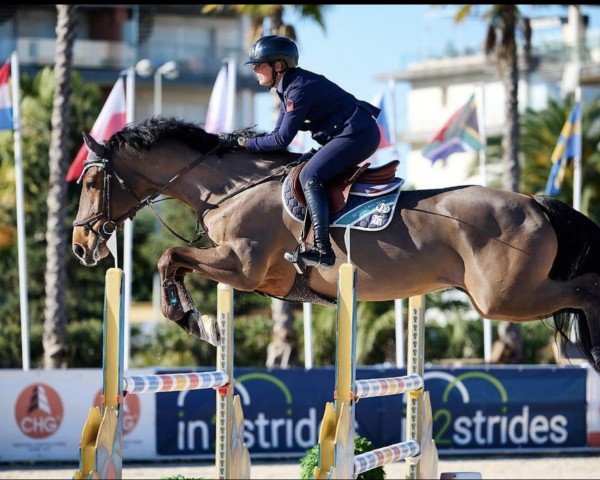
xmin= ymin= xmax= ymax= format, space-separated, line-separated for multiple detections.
xmin=294 ymin=179 xmax=336 ymax=269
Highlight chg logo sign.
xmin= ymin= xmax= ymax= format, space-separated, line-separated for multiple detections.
xmin=15 ymin=383 xmax=64 ymax=439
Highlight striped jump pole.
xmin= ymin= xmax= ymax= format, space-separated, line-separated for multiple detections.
xmin=74 ymin=269 xmax=250 ymax=479
xmin=313 ymin=263 xmax=437 ymax=480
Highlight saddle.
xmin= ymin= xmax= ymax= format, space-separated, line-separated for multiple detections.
xmin=290 ymin=159 xmax=401 ymax=214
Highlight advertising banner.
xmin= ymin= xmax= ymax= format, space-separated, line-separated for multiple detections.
xmin=0 ymin=365 xmax=588 ymax=462
xmin=0 ymin=369 xmax=155 ymax=462
xmin=416 ymin=366 xmax=586 ymax=451
xmin=587 ymin=368 xmax=600 ymax=446
xmin=155 ymin=365 xmax=587 ymax=457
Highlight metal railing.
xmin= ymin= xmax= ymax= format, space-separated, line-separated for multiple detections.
xmin=1 ymin=36 xmax=251 ymax=77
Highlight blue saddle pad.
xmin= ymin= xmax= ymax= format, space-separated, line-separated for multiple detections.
xmin=281 ymin=174 xmax=404 ymax=231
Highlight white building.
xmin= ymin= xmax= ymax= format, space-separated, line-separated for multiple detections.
xmin=376 ymin=7 xmax=600 ymax=190
xmin=0 ymin=5 xmax=260 ymax=127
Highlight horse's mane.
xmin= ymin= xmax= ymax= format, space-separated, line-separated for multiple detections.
xmin=106 ymin=116 xmax=220 ymax=154
xmin=106 ymin=115 xmax=298 ymax=175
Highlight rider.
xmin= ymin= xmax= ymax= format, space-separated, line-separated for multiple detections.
xmin=220 ymin=35 xmax=381 ymax=269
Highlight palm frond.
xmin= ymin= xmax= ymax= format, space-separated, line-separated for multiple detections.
xmin=453 ymin=5 xmax=472 ymax=24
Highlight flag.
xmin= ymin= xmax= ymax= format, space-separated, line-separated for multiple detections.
xmin=373 ymin=90 xmax=392 ymax=149
xmin=545 ymin=101 xmax=582 ymax=196
xmin=0 ymin=60 xmax=13 ymax=131
xmin=204 ymin=59 xmax=236 ymax=133
xmin=66 ymin=77 xmax=127 ymax=182
xmin=288 ymin=130 xmax=307 ymax=153
xmin=422 ymin=94 xmax=484 ymax=163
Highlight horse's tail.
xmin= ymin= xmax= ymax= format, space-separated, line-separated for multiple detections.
xmin=534 ymin=194 xmax=600 ymax=373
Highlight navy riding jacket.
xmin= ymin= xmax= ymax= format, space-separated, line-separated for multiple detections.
xmin=245 ymin=67 xmax=381 ymax=151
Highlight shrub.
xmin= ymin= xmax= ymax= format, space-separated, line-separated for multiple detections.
xmin=300 ymin=435 xmax=385 ymax=480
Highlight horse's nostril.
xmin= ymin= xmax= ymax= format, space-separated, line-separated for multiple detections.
xmin=73 ymin=243 xmax=85 ymax=259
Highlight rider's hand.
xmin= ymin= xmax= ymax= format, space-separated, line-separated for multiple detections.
xmin=218 ymin=133 xmax=247 ymax=149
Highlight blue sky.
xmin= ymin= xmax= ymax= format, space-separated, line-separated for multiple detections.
xmin=253 ymin=4 xmax=600 ymax=135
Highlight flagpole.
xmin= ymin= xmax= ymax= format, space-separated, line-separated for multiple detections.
xmin=573 ymin=86 xmax=582 ymax=212
xmin=476 ymin=83 xmax=492 ymax=363
xmin=123 ymin=67 xmax=135 ymax=371
xmin=476 ymin=84 xmax=488 ymax=187
xmin=11 ymin=51 xmax=30 ymax=371
xmin=225 ymin=58 xmax=236 ymax=131
xmin=388 ymin=78 xmax=405 ymax=369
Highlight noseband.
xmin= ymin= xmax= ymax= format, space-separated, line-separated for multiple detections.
xmin=72 ymin=155 xmax=124 ymax=241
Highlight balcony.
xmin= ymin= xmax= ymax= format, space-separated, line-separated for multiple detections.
xmin=2 ymin=37 xmax=254 ymax=81
xmin=14 ymin=37 xmax=136 ymax=70
xmin=137 ymin=41 xmax=251 ymax=78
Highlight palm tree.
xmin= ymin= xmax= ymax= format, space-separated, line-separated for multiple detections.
xmin=43 ymin=5 xmax=77 ymax=368
xmin=202 ymin=5 xmax=327 ymax=46
xmin=455 ymin=5 xmax=530 ymax=193
xmin=521 ymin=95 xmax=600 ymax=221
xmin=203 ymin=4 xmax=328 ymax=368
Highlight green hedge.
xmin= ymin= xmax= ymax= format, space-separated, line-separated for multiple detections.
xmin=0 ymin=302 xmax=559 ymax=369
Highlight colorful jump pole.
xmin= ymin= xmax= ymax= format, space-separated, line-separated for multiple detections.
xmin=74 ymin=269 xmax=250 ymax=479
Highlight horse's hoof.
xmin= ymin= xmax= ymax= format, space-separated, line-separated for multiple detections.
xmin=174 ymin=310 xmax=222 ymax=347
xmin=200 ymin=314 xmax=223 ymax=347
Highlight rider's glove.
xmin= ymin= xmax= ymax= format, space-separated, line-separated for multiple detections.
xmin=218 ymin=133 xmax=247 ymax=150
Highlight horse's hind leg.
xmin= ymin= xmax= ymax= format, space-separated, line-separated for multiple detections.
xmin=469 ymin=272 xmax=600 ymax=372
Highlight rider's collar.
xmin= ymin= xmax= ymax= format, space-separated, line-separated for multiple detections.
xmin=276 ymin=71 xmax=286 ymax=93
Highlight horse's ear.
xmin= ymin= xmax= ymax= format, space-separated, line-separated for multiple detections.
xmin=82 ymin=131 xmax=108 ymax=158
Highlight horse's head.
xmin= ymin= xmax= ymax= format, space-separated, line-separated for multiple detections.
xmin=72 ymin=132 xmax=139 ymax=266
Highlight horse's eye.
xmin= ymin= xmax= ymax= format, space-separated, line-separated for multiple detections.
xmin=85 ymin=180 xmax=96 ymax=190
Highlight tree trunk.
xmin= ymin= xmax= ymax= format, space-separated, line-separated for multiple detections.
xmin=500 ymin=51 xmax=520 ymax=193
xmin=43 ymin=4 xmax=77 ymax=369
xmin=266 ymin=298 xmax=297 ymax=368
xmin=265 ymin=72 xmax=298 ymax=367
xmin=494 ymin=9 xmax=523 ymax=363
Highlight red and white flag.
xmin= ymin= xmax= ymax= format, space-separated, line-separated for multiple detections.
xmin=66 ymin=77 xmax=127 ymax=181
xmin=0 ymin=60 xmax=13 ymax=131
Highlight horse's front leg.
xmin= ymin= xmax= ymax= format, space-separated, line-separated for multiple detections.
xmin=157 ymin=244 xmax=265 ymax=345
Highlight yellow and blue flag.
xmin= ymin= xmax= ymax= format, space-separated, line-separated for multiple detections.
xmin=545 ymin=101 xmax=582 ymax=196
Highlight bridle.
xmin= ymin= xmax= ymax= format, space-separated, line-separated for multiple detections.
xmin=72 ymin=144 xmax=221 ymax=244
xmin=72 ymin=155 xmax=121 ymax=241
xmin=72 ymin=140 xmax=302 ymax=245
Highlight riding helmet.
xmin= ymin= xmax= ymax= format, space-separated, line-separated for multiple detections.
xmin=244 ymin=35 xmax=299 ymax=68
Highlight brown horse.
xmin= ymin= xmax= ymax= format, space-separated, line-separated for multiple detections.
xmin=72 ymin=117 xmax=600 ymax=374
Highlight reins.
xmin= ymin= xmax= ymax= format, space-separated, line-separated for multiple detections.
xmin=75 ymin=143 xmax=302 ymax=245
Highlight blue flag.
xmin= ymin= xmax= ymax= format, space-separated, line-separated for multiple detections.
xmin=545 ymin=102 xmax=582 ymax=196
xmin=372 ymin=90 xmax=392 ymax=149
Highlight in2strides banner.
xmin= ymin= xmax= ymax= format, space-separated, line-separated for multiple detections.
xmin=154 ymin=365 xmax=587 ymax=457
